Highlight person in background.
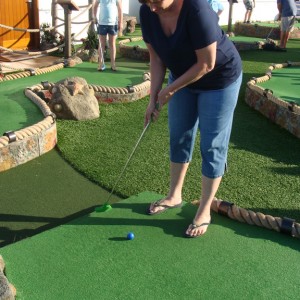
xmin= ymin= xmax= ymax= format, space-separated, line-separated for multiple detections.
xmin=243 ymin=0 xmax=255 ymax=23
xmin=139 ymin=0 xmax=242 ymax=238
xmin=277 ymin=0 xmax=297 ymax=50
xmin=93 ymin=0 xmax=123 ymax=71
xmin=208 ymin=0 xmax=224 ymax=16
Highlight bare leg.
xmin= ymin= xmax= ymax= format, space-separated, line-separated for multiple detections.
xmin=244 ymin=11 xmax=248 ymax=23
xmin=108 ymin=34 xmax=117 ymax=70
xmin=185 ymin=175 xmax=222 ymax=237
xmin=148 ymin=162 xmax=189 ymax=213
xmin=282 ymin=31 xmax=290 ymax=48
xmin=98 ymin=35 xmax=106 ymax=69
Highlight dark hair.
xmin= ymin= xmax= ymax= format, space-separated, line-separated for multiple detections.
xmin=138 ymin=0 xmax=147 ymax=3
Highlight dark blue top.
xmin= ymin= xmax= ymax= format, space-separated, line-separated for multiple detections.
xmin=140 ymin=0 xmax=242 ymax=90
xmin=277 ymin=0 xmax=297 ymax=17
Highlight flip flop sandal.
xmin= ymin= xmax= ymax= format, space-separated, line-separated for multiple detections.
xmin=147 ymin=199 xmax=182 ymax=215
xmin=185 ymin=221 xmax=211 ymax=238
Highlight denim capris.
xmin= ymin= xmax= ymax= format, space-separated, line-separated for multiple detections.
xmin=168 ymin=72 xmax=242 ymax=178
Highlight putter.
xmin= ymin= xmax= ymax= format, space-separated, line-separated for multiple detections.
xmin=95 ymin=120 xmax=152 ymax=212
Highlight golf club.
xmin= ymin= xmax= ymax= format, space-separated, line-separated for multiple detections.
xmin=95 ymin=120 xmax=152 ymax=212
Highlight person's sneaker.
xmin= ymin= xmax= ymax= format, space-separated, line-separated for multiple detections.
xmin=98 ymin=64 xmax=106 ymax=71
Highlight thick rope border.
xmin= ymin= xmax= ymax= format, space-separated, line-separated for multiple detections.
xmin=246 ymin=61 xmax=300 ymax=138
xmin=192 ymin=199 xmax=300 ymax=239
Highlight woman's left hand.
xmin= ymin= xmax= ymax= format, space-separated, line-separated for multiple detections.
xmin=157 ymin=87 xmax=172 ymax=108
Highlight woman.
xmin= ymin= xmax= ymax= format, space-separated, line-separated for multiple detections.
xmin=139 ymin=0 xmax=242 ymax=237
xmin=93 ymin=0 xmax=123 ymax=71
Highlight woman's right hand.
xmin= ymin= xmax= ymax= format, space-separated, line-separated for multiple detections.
xmin=144 ymin=102 xmax=161 ymax=127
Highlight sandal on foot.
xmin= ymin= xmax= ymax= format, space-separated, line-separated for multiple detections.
xmin=147 ymin=199 xmax=182 ymax=215
xmin=185 ymin=221 xmax=211 ymax=238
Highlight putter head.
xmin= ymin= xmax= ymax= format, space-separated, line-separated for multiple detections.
xmin=95 ymin=204 xmax=112 ymax=212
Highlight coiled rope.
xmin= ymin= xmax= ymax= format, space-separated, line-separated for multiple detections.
xmin=192 ymin=198 xmax=300 ymax=239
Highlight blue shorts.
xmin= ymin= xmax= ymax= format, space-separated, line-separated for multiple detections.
xmin=97 ymin=24 xmax=118 ymax=36
xmin=168 ymin=72 xmax=242 ymax=178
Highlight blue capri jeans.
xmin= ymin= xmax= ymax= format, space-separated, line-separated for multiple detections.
xmin=168 ymin=72 xmax=242 ymax=179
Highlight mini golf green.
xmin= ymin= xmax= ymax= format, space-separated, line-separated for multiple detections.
xmin=1 ymin=192 xmax=300 ymax=300
xmin=259 ymin=66 xmax=300 ymax=105
xmin=0 ymin=59 xmax=149 ymax=134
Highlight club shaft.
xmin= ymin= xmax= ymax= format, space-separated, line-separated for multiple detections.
xmin=104 ymin=121 xmax=151 ymax=204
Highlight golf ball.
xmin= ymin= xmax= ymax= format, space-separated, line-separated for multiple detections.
xmin=127 ymin=232 xmax=135 ymax=240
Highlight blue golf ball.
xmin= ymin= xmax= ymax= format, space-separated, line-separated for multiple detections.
xmin=127 ymin=232 xmax=135 ymax=240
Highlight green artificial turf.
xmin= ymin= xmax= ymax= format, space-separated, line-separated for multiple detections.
xmin=56 ymin=39 xmax=300 ymax=222
xmin=0 ymin=149 xmax=120 ymax=246
xmin=1 ymin=192 xmax=300 ymax=300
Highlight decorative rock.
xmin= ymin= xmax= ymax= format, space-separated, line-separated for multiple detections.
xmin=48 ymin=77 xmax=100 ymax=121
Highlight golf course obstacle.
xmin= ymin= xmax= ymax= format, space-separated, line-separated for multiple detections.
xmin=27 ymin=72 xmax=150 ymax=106
xmin=234 ymin=21 xmax=300 ymax=40
xmin=0 ymin=86 xmax=57 ymax=172
xmin=119 ymin=37 xmax=149 ymax=61
xmin=119 ymin=35 xmax=266 ymax=56
xmin=193 ymin=199 xmax=300 ymax=239
xmin=0 ymin=71 xmax=150 ymax=172
xmin=245 ymin=61 xmax=300 ymax=139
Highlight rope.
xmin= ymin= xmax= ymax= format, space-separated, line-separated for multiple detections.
xmin=0 ymin=22 xmax=63 ymax=33
xmin=192 ymin=199 xmax=300 ymax=239
xmin=0 ymin=63 xmax=64 ymax=82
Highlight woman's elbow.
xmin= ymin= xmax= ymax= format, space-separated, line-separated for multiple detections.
xmin=205 ymin=62 xmax=215 ymax=73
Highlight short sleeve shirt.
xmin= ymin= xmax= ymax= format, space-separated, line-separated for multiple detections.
xmin=98 ymin=0 xmax=119 ymax=25
xmin=277 ymin=0 xmax=297 ymax=17
xmin=140 ymin=0 xmax=242 ymax=90
xmin=208 ymin=0 xmax=224 ymax=13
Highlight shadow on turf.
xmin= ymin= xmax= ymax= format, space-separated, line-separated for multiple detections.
xmin=69 ymin=201 xmax=300 ymax=252
xmin=0 ymin=206 xmax=97 ymax=248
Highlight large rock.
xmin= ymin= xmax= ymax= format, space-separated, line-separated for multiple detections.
xmin=0 ymin=255 xmax=16 ymax=300
xmin=49 ymin=77 xmax=100 ymax=120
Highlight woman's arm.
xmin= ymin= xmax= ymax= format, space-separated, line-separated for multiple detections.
xmin=93 ymin=0 xmax=99 ymax=22
xmin=117 ymin=0 xmax=123 ymax=36
xmin=157 ymin=42 xmax=216 ymax=107
xmin=144 ymin=42 xmax=167 ymax=125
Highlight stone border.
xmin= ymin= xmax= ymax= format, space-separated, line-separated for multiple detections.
xmin=234 ymin=22 xmax=300 ymax=40
xmin=245 ymin=61 xmax=300 ymax=138
xmin=119 ymin=36 xmax=264 ymax=57
xmin=0 ymin=88 xmax=57 ymax=172
xmin=119 ymin=37 xmax=150 ymax=61
xmin=231 ymin=40 xmax=264 ymax=51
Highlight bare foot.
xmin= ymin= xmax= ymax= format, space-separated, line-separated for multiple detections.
xmin=185 ymin=212 xmax=211 ymax=237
